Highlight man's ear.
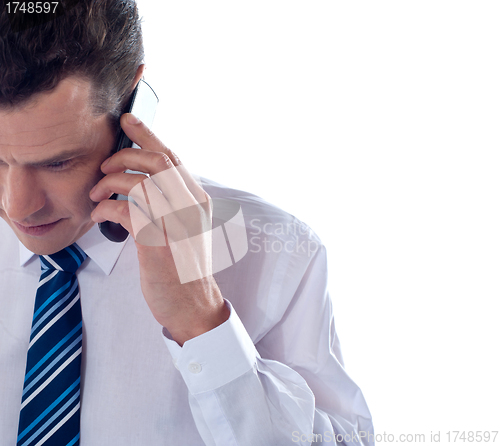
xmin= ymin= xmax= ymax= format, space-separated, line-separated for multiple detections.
xmin=130 ymin=64 xmax=146 ymax=91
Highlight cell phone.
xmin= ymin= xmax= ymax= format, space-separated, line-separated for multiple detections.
xmin=98 ymin=79 xmax=159 ymax=242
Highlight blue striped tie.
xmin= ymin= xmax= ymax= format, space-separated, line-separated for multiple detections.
xmin=17 ymin=243 xmax=87 ymax=446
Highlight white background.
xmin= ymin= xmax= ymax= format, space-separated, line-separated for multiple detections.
xmin=138 ymin=1 xmax=500 ymax=443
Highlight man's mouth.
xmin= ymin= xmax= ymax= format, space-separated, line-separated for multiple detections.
xmin=13 ymin=219 xmax=62 ymax=236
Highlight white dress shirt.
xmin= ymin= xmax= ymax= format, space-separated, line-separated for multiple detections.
xmin=0 ymin=176 xmax=373 ymax=446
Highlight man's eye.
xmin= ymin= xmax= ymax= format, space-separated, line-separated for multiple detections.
xmin=46 ymin=160 xmax=72 ymax=170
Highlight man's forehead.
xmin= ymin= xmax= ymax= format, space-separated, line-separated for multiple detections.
xmin=0 ymin=77 xmax=104 ymax=151
xmin=1 ymin=77 xmax=93 ymax=124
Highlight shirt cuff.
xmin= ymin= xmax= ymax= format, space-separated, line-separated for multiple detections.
xmin=162 ymin=299 xmax=260 ymax=394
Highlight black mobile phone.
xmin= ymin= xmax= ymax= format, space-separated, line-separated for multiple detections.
xmin=98 ymin=79 xmax=159 ymax=242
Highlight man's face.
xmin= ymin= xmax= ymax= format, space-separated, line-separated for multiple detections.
xmin=0 ymin=77 xmax=116 ymax=255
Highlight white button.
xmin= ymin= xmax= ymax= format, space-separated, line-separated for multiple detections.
xmin=188 ymin=362 xmax=202 ymax=374
xmin=173 ymin=359 xmax=179 ymax=371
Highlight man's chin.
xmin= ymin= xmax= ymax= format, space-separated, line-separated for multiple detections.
xmin=17 ymin=233 xmax=73 ymax=256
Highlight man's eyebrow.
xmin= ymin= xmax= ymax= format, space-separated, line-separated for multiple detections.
xmin=25 ymin=149 xmax=84 ymax=167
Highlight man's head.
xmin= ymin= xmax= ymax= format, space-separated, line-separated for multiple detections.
xmin=0 ymin=0 xmax=145 ymax=255
xmin=0 ymin=0 xmax=144 ymax=127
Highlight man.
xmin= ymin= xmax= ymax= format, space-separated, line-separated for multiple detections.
xmin=0 ymin=1 xmax=373 ymax=445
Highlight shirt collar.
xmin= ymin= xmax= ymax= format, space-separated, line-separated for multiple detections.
xmin=18 ymin=223 xmax=130 ymax=276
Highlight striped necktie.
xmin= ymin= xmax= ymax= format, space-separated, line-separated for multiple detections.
xmin=17 ymin=243 xmax=87 ymax=446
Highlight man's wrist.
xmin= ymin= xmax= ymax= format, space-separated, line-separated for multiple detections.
xmin=168 ymin=299 xmax=231 ymax=346
xmin=162 ymin=299 xmax=259 ymax=395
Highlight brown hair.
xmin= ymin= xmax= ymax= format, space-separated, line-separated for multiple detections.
xmin=0 ymin=0 xmax=144 ymax=129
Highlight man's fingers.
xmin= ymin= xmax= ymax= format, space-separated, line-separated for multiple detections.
xmin=91 ymin=199 xmax=134 ymax=235
xmin=101 ymin=148 xmax=176 ymax=177
xmin=175 ymin=165 xmax=210 ymax=206
xmin=120 ymin=113 xmax=175 ymax=157
xmin=99 ymin=114 xmax=213 ymax=238
xmin=90 ymin=171 xmax=151 ymax=211
xmin=100 ymin=149 xmax=198 ymax=212
xmin=121 ymin=112 xmax=181 ymax=168
xmin=90 ymin=173 xmax=192 ymax=244
xmin=91 ymin=196 xmax=171 ymax=246
xmin=117 ymin=114 xmax=208 ymax=205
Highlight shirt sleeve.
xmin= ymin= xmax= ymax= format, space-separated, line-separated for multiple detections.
xmin=162 ymin=243 xmax=374 ymax=446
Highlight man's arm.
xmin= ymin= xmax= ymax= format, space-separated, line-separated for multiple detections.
xmin=90 ymin=112 xmax=229 ymax=346
xmin=89 ymin=114 xmax=373 ymax=445
xmin=255 ymin=243 xmax=374 ymax=445
xmin=163 ymin=244 xmax=374 ymax=446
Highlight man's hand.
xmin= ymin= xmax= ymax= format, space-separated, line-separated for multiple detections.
xmin=90 ymin=113 xmax=230 ymax=346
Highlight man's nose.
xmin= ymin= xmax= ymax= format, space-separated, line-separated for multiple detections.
xmin=2 ymin=168 xmax=46 ymax=222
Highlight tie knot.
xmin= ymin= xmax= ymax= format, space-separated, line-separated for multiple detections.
xmin=39 ymin=243 xmax=87 ymax=274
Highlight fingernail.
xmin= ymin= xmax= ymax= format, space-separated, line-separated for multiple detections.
xmin=89 ymin=185 xmax=97 ymax=196
xmin=127 ymin=113 xmax=141 ymax=125
xmin=101 ymin=158 xmax=110 ymax=168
